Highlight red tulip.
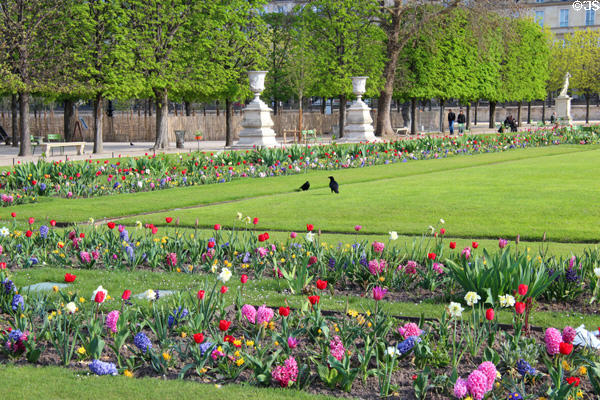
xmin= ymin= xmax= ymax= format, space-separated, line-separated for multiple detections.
xmin=165 ymin=217 xmax=173 ymax=223
xmin=253 ymin=217 xmax=259 ymax=225
xmin=50 ymin=220 xmax=56 ymax=227
xmin=518 ymin=284 xmax=528 ymax=296
xmin=10 ymin=212 xmax=16 ymax=218
xmin=122 ymin=290 xmax=131 ymax=300
xmin=28 ymin=217 xmax=34 ymax=225
xmin=440 ymin=228 xmax=446 ymax=235
xmin=258 ymin=234 xmax=265 ymax=242
xmin=25 ymin=230 xmax=33 ymax=238
xmin=308 ymin=295 xmax=320 ymax=305
xmin=449 ymin=242 xmax=456 ymax=249
xmin=64 ymin=273 xmax=77 ymax=283
xmin=566 ymin=376 xmax=580 ymax=386
xmin=193 ymin=333 xmax=205 ymax=344
xmin=80 ymin=233 xmax=85 ymax=238
xmin=219 ymin=320 xmax=231 ymax=331
xmin=240 ymin=274 xmax=248 ymax=284
xmin=264 ymin=232 xmax=269 ymax=240
xmin=515 ymin=302 xmax=525 ymax=315
xmin=0 ymin=262 xmax=6 ymax=269
xmin=197 ymin=290 xmax=205 ymax=300
xmin=207 ymin=241 xmax=215 ymax=248
xmin=279 ymin=306 xmax=290 ymax=317
xmin=307 ymin=224 xmax=314 ymax=232
xmin=214 ymin=224 xmax=221 ymax=231
xmin=316 ymin=279 xmax=327 ymax=290
xmin=427 ymin=252 xmax=436 ymax=260
xmin=107 ymin=222 xmax=116 ymax=229
xmin=559 ymin=342 xmax=573 ymax=355
xmin=220 ymin=286 xmax=228 ymax=294
xmin=485 ymin=308 xmax=494 ymax=321
xmin=472 ymin=241 xmax=479 ymax=249
xmin=94 ymin=291 xmax=106 ymax=303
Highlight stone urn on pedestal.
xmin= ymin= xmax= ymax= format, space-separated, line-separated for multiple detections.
xmin=338 ymin=76 xmax=378 ymax=143
xmin=232 ymin=71 xmax=279 ymax=149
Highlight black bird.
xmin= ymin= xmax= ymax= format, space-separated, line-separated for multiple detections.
xmin=328 ymin=176 xmax=339 ymax=194
xmin=297 ymin=181 xmax=310 ymax=191
xmin=130 ymin=142 xmax=134 ymax=146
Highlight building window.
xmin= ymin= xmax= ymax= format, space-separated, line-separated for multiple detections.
xmin=536 ymin=0 xmax=544 ymax=3
xmin=559 ymin=9 xmax=569 ymax=27
xmin=535 ymin=11 xmax=544 ymax=26
xmin=586 ymin=10 xmax=596 ymax=26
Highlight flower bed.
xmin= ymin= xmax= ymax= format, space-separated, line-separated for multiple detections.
xmin=0 ymin=128 xmax=598 ymax=206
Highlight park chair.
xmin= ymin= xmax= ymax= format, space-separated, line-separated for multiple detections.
xmin=30 ymin=135 xmax=41 ymax=155
xmin=301 ymin=129 xmax=318 ymax=144
xmin=46 ymin=133 xmax=64 ymax=156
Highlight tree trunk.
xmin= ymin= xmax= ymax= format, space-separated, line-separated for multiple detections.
xmin=585 ymin=93 xmax=590 ymax=124
xmin=11 ymin=94 xmax=18 ymax=147
xmin=375 ymin=4 xmax=402 ymax=137
xmin=527 ymin=101 xmax=531 ymax=125
xmin=466 ymin=104 xmax=471 ymax=130
xmin=338 ymin=95 xmax=347 ymax=139
xmin=488 ymin=101 xmax=496 ymax=129
xmin=542 ymin=98 xmax=546 ymax=124
xmin=439 ymin=99 xmax=444 ymax=133
xmin=410 ymin=98 xmax=417 ymax=135
xmin=148 ymin=98 xmax=153 ymax=117
xmin=64 ymin=99 xmax=76 ymax=141
xmin=216 ymin=100 xmax=220 ymax=117
xmin=185 ymin=101 xmax=191 ymax=116
xmin=320 ymin=97 xmax=326 ymax=114
xmin=401 ymin=101 xmax=410 ymax=127
xmin=298 ymin=93 xmax=304 ymax=136
xmin=474 ymin=100 xmax=478 ymax=125
xmin=93 ymin=93 xmax=104 ymax=153
xmin=154 ymin=88 xmax=169 ymax=149
xmin=225 ymin=98 xmax=234 ymax=147
xmin=18 ymin=92 xmax=31 ymax=156
xmin=517 ymin=101 xmax=522 ymax=127
xmin=273 ymin=99 xmax=278 ymax=116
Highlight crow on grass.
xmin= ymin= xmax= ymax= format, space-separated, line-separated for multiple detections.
xmin=328 ymin=176 xmax=339 ymax=194
xmin=297 ymin=181 xmax=310 ymax=191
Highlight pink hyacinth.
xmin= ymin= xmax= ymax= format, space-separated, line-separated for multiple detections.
xmin=330 ymin=335 xmax=345 ymax=361
xmin=404 ymin=260 xmax=418 ymax=275
xmin=272 ymin=356 xmax=299 ymax=387
xmin=477 ymin=361 xmax=497 ymax=392
xmin=256 ymin=305 xmax=274 ymax=325
xmin=453 ymin=378 xmax=468 ymax=399
xmin=545 ymin=327 xmax=562 ymax=355
xmin=562 ymin=326 xmax=576 ymax=344
xmin=290 ymin=232 xmax=297 ymax=239
xmin=466 ymin=370 xmax=488 ymax=400
xmin=368 ymin=259 xmax=387 ymax=275
xmin=241 ymin=304 xmax=257 ymax=324
xmin=372 ymin=241 xmax=385 ymax=254
xmin=256 ymin=247 xmax=268 ymax=258
xmin=80 ymin=251 xmax=91 ymax=263
xmin=166 ymin=252 xmax=177 ymax=266
xmin=462 ymin=247 xmax=471 ymax=259
xmin=398 ymin=322 xmax=422 ymax=339
xmin=432 ymin=262 xmax=444 ymax=274
xmin=105 ymin=310 xmax=119 ymax=334
xmin=91 ymin=250 xmax=100 ymax=260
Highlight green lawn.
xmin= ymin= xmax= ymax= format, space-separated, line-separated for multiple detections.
xmin=0 ymin=365 xmax=336 ymax=400
xmin=116 ymin=145 xmax=600 ymax=242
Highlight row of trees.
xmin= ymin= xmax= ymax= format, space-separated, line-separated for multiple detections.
xmin=0 ymin=0 xmax=549 ymax=156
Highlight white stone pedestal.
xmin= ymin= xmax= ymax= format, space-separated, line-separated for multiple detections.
xmin=231 ymin=99 xmax=278 ymax=148
xmin=232 ymin=71 xmax=279 ymax=149
xmin=555 ymin=95 xmax=572 ymax=124
xmin=338 ymin=76 xmax=379 ymax=143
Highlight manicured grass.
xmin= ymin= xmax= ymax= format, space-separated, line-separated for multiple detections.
xmin=4 ymin=145 xmax=590 ymax=229
xmin=10 ymin=267 xmax=600 ymax=329
xmin=0 ymin=365 xmax=336 ymax=400
xmin=117 ymin=146 xmax=600 ymax=242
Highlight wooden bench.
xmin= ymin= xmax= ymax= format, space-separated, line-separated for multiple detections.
xmin=43 ymin=142 xmax=86 ymax=156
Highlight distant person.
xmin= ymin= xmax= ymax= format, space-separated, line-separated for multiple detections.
xmin=457 ymin=110 xmax=466 ymax=134
xmin=504 ymin=115 xmax=517 ymax=133
xmin=448 ymin=109 xmax=456 ymax=135
xmin=550 ymin=112 xmax=557 ymax=125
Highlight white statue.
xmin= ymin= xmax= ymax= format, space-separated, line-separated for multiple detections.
xmin=559 ymin=72 xmax=571 ymax=97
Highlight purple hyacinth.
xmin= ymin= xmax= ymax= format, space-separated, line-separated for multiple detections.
xmin=89 ymin=359 xmax=118 ymax=375
xmin=2 ymin=279 xmax=16 ymax=294
xmin=397 ymin=336 xmax=421 ymax=355
xmin=8 ymin=329 xmax=23 ymax=342
xmin=39 ymin=225 xmax=49 ymax=239
xmin=516 ymin=359 xmax=536 ymax=376
xmin=565 ymin=267 xmax=579 ymax=282
xmin=199 ymin=341 xmax=214 ymax=356
xmin=11 ymin=294 xmax=24 ymax=311
xmin=133 ymin=332 xmax=152 ymax=353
